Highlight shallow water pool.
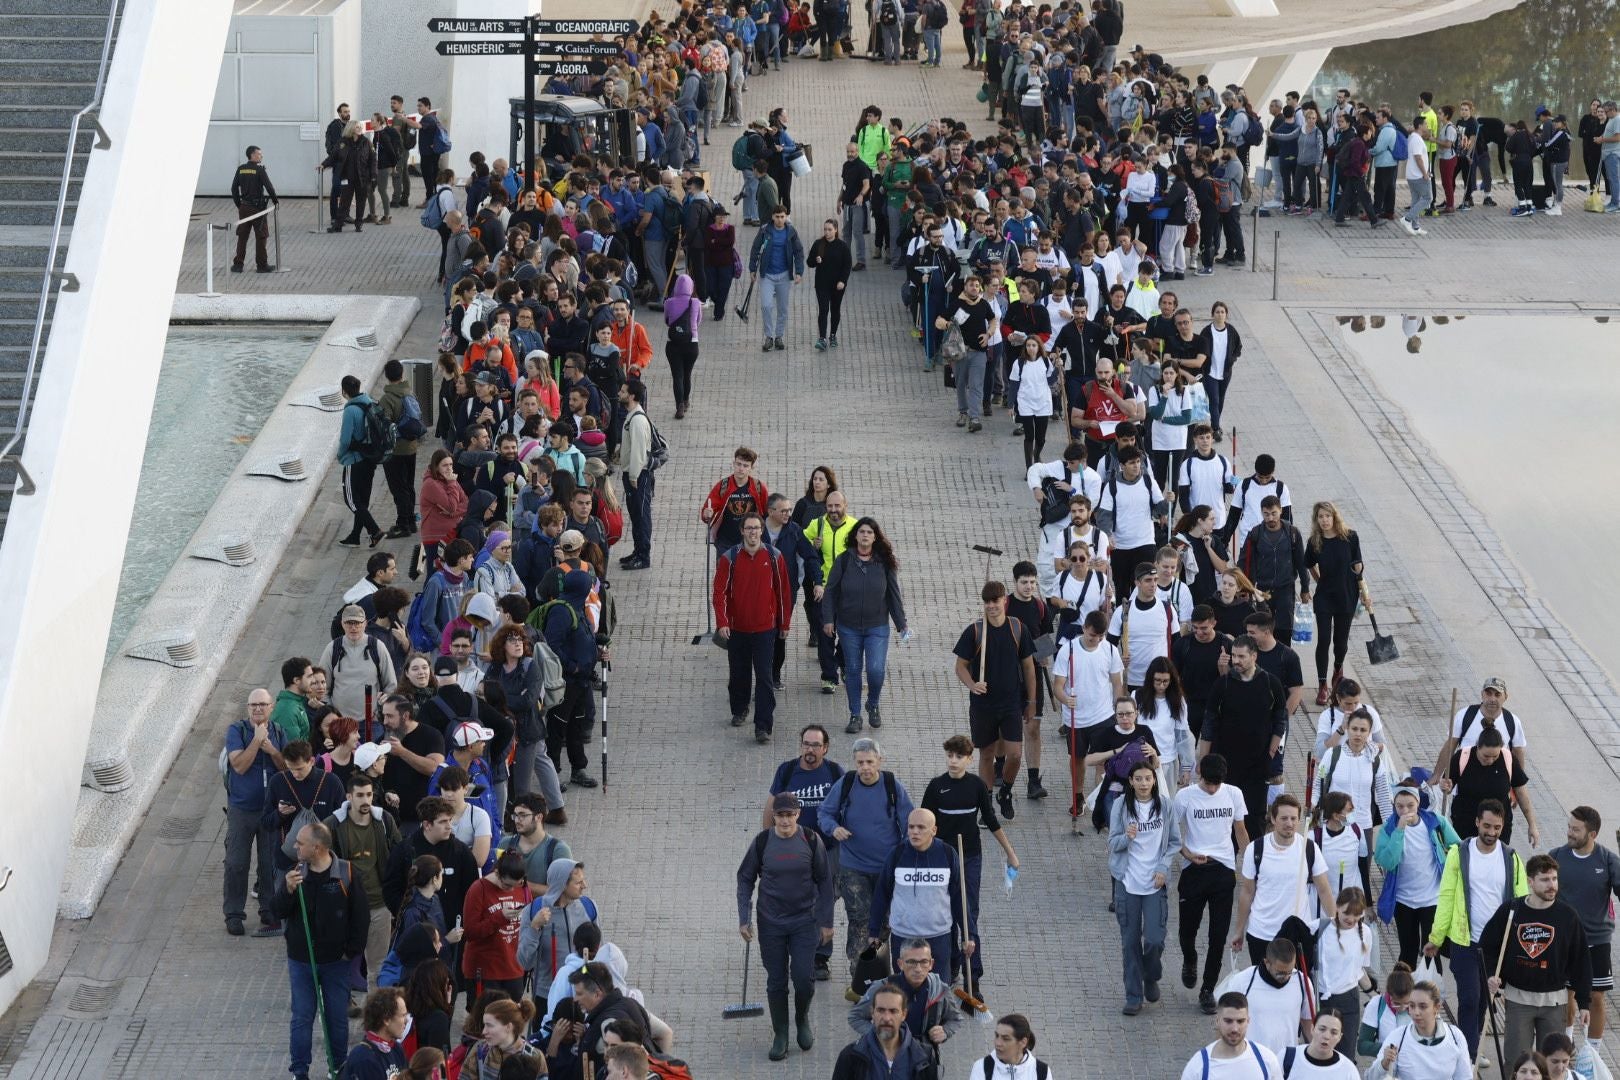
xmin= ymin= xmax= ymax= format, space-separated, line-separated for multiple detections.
xmin=1337 ymin=313 xmax=1620 ymax=681
xmin=107 ymin=325 xmax=322 ymax=659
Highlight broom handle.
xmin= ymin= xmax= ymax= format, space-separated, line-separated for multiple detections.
xmin=978 ymin=616 xmax=987 ymax=684
xmin=741 ymin=938 xmax=751 ymax=1003
xmin=957 ymin=832 xmax=974 ymax=1000
xmin=1493 ymin=908 xmax=1514 ymax=983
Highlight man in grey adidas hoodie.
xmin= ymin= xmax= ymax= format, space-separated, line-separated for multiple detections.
xmin=517 ymin=858 xmax=598 ymax=986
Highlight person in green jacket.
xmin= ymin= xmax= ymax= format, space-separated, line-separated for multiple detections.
xmin=855 ymin=106 xmax=893 ymax=170
xmin=1425 ymin=798 xmax=1528 ymax=1064
xmin=271 ymin=657 xmax=314 ymax=742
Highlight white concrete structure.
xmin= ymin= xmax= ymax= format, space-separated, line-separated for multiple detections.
xmin=444 ymin=0 xmax=543 ymax=174
xmin=1208 ymin=0 xmax=1280 ymax=17
xmin=0 ymin=0 xmax=236 ymax=1017
xmin=200 ymin=0 xmax=362 ymax=198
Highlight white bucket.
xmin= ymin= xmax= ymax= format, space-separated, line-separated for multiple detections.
xmin=788 ymin=152 xmax=811 ymax=178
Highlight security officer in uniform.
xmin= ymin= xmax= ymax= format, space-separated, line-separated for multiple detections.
xmin=230 ymin=146 xmax=278 ymax=273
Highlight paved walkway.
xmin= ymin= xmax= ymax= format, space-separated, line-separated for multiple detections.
xmin=3 ymin=19 xmax=1620 ymax=1080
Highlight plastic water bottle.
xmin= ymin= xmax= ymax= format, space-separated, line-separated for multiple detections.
xmin=1003 ymin=866 xmax=1019 ymax=894
xmin=1293 ymin=602 xmax=1315 ymax=645
xmin=899 ymin=628 xmax=914 ymax=645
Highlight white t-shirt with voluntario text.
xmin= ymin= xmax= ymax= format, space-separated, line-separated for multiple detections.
xmin=1174 ymin=783 xmax=1248 ymax=870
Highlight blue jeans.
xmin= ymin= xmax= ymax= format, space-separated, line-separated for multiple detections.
xmin=922 ymin=27 xmax=941 ymax=64
xmin=759 ymin=919 xmax=818 ymax=999
xmin=1114 ymin=881 xmax=1168 ymax=1006
xmin=741 ymin=171 xmax=760 ymax=222
xmin=1604 ymin=155 xmax=1620 ymax=209
xmin=836 ymin=623 xmax=890 ymax=715
xmin=625 ymin=470 xmax=653 ymax=560
xmin=761 ymin=271 xmax=793 ymax=339
xmin=288 ymin=958 xmax=352 ymax=1077
xmin=1452 ymin=942 xmax=1487 ymax=1062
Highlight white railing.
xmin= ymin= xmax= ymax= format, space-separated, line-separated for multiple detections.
xmin=196 ymin=202 xmax=286 ymax=297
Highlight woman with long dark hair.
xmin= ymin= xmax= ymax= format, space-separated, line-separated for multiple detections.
xmin=1108 ymin=759 xmax=1178 ymax=1015
xmin=822 ymin=517 xmax=909 ymax=734
xmin=792 ymin=465 xmax=838 ymax=527
xmin=1133 ymin=656 xmax=1191 ymax=788
xmin=1305 ymin=500 xmax=1363 ymax=705
xmin=1009 ymin=335 xmax=1058 ymax=469
xmin=1172 ymin=504 xmax=1228 ymax=606
xmin=807 ymin=218 xmax=852 ymax=351
xmin=403 ymin=959 xmax=455 ymax=1056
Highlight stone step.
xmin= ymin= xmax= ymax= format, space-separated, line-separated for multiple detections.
xmin=0 ymin=198 xmax=78 ymax=227
xmin=0 ymin=58 xmax=103 ymax=83
xmin=1 ymin=0 xmax=123 ymax=14
xmin=0 ymin=174 xmax=84 ymax=203
xmin=0 ymin=14 xmax=122 ymax=39
xmin=0 ymin=245 xmax=59 ymax=270
xmin=0 ymin=125 xmax=98 ymax=153
xmin=0 ymin=291 xmax=55 ymax=323
xmin=0 ymin=81 xmax=99 ymax=109
xmin=0 ymin=105 xmax=87 ymax=131
xmin=0 ymin=35 xmax=110 ymax=62
xmin=0 ymin=316 xmax=56 ymax=348
xmin=0 ymin=149 xmax=92 ymax=176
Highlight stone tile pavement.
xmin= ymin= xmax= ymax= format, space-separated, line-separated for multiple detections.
xmin=4 ymin=24 xmax=1620 ymax=1080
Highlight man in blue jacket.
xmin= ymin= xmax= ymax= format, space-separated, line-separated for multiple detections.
xmin=867 ymin=809 xmax=969 ymax=979
xmin=223 ymin=688 xmax=287 ymax=937
xmin=819 ymin=738 xmax=914 ymax=984
xmin=543 ymin=569 xmax=601 ymax=788
xmin=749 ymin=205 xmax=806 ymax=352
xmin=338 ymin=374 xmax=386 ymax=548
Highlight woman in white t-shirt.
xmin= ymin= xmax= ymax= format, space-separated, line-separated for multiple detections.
xmin=1313 ymin=677 xmax=1386 ymax=759
xmin=1313 ymin=889 xmax=1376 ymax=1062
xmin=1311 ymin=791 xmax=1367 ymax=903
xmin=1146 ymin=365 xmax=1196 ymax=492
xmin=1372 ymin=980 xmax=1470 ymax=1080
xmin=1108 ymin=760 xmax=1180 ymax=1015
xmin=1009 ymin=336 xmax=1059 ymax=469
xmin=1282 ymin=1011 xmax=1362 ymax=1077
xmin=1134 ymin=656 xmax=1192 ymax=787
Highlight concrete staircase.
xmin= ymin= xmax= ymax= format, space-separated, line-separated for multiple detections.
xmin=0 ymin=0 xmax=122 ymax=536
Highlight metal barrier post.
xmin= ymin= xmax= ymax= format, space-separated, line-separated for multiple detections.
xmin=271 ymin=203 xmax=291 ymax=272
xmin=199 ymin=224 xmax=221 ymax=298
xmin=1271 ymin=231 xmax=1279 ymax=301
xmin=311 ymin=170 xmax=325 ymax=234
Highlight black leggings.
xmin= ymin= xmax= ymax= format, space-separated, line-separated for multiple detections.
xmin=816 ymin=285 xmax=845 ymax=337
xmin=1394 ymin=903 xmax=1439 ymax=972
xmin=1314 ymin=607 xmax=1354 ymax=681
xmin=666 ymin=341 xmax=699 ymax=406
xmin=1020 ymin=414 xmax=1050 ymax=468
xmin=1149 ymin=448 xmax=1180 ymax=491
xmin=1511 ymin=159 xmax=1534 ymax=204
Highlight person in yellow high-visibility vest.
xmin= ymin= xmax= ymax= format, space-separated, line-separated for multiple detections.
xmin=802 ymin=491 xmax=856 ymax=694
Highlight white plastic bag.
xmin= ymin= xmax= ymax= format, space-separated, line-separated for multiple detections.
xmin=1414 ymin=956 xmax=1441 ymax=985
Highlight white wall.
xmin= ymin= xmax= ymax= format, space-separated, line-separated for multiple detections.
xmin=446 ymin=0 xmax=544 ymax=173
xmin=0 ymin=0 xmax=237 ymax=1015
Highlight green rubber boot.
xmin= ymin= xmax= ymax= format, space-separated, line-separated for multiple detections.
xmin=795 ymin=991 xmax=815 ymax=1050
xmin=768 ymin=992 xmax=790 ymax=1061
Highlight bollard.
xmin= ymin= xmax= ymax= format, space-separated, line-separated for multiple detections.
xmin=1271 ymin=231 xmax=1279 ymax=301
xmin=198 ymin=224 xmax=221 ymax=298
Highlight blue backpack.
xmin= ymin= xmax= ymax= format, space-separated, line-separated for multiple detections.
xmin=1390 ymin=121 xmax=1410 ymax=162
xmin=395 ymin=393 xmax=426 ymax=441
xmin=420 ymin=188 xmax=448 ymax=230
xmin=1200 ymin=1044 xmax=1269 ymax=1079
xmin=405 ymin=584 xmax=439 ymax=652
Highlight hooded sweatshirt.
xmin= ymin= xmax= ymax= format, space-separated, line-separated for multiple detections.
xmin=458 ymin=489 xmax=499 ymax=550
xmin=418 ymin=566 xmax=468 ymax=650
xmin=393 ymin=919 xmax=444 ymax=984
xmin=420 ymin=465 xmax=469 ymax=544
xmin=830 ymin=1026 xmax=934 ymax=1080
xmin=869 ymin=838 xmax=964 ymax=941
xmin=440 ymin=589 xmax=499 ymax=657
xmin=544 ymin=943 xmax=631 ymax=1027
xmin=664 ymin=274 xmax=703 ymax=343
xmin=517 ymin=858 xmax=600 ymax=981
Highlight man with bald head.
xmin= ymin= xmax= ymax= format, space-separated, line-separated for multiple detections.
xmin=223 ymin=688 xmax=287 ymax=937
xmin=868 ymin=808 xmax=971 ymax=978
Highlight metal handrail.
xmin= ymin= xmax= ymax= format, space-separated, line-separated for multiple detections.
xmin=0 ymin=0 xmax=123 ymax=497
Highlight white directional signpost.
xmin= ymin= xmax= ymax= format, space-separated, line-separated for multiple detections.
xmin=426 ymin=16 xmax=640 ymax=184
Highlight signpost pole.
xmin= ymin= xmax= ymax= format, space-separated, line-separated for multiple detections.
xmin=524 ymin=14 xmax=537 ymax=192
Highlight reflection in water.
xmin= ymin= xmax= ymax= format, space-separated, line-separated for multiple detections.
xmin=1308 ymin=0 xmax=1618 ymax=180
xmin=107 ymin=326 xmax=320 ymax=659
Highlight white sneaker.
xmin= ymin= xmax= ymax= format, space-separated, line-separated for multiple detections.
xmin=1399 ymin=217 xmax=1417 ymax=234
xmin=1544 ymin=203 xmax=1563 ymax=216
xmin=1414 ymin=227 xmax=1429 ymax=235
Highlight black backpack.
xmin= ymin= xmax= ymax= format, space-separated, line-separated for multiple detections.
xmin=348 ymin=400 xmax=397 ymax=464
xmin=981 ymin=1056 xmax=1049 ymax=1079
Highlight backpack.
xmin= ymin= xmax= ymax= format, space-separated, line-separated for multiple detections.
xmin=748 ymin=825 xmax=827 ymax=884
xmin=696 ymin=77 xmax=710 ymax=111
xmin=1039 ymin=474 xmax=1074 ymax=525
xmin=880 ymin=0 xmax=898 ymax=24
xmin=421 ymin=187 xmax=449 ymax=230
xmin=982 ymin=1056 xmax=1049 ymax=1079
xmin=732 ymin=134 xmax=755 ymax=171
xmin=401 ymin=123 xmax=417 ymax=151
xmin=1455 ymin=704 xmax=1518 ymax=748
xmin=634 ymin=410 xmax=669 ymax=472
xmin=925 ymin=0 xmax=948 ymax=27
xmin=1316 ymin=745 xmax=1384 ymax=823
xmin=349 ymin=400 xmax=397 ymax=464
xmin=438 ymin=309 xmax=458 ymax=353
xmin=647 ymin=1055 xmax=695 ymax=1080
xmin=668 ymin=301 xmax=695 ymax=344
xmin=1242 ymin=109 xmax=1265 ymax=149
xmin=1199 ymin=1044 xmax=1269 ymax=1080
xmin=832 ymin=770 xmax=901 ymax=831
xmin=530 ymin=643 xmax=567 ymax=711
xmin=329 ymin=633 xmax=388 ymax=690
xmin=395 ymin=392 xmax=426 ymax=441
xmin=1184 ymin=185 xmax=1202 ymax=224
xmin=431 ymin=123 xmax=452 ymax=156
xmin=1211 ymin=175 xmax=1236 ymax=212
xmin=1389 ymin=121 xmax=1410 ymax=162
xmin=1250 ymin=834 xmax=1319 ymax=886
xmin=405 ymin=585 xmax=439 ymax=652
xmin=655 ymin=189 xmax=684 ymax=236
xmin=529 ymin=597 xmax=580 ymax=635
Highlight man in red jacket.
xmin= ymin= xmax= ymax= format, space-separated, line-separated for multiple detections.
xmin=714 ymin=513 xmax=792 ymax=743
xmin=459 ymin=848 xmax=533 ymax=1004
xmin=700 ymin=445 xmax=770 ymax=549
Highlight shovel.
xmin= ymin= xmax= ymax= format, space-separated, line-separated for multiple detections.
xmin=735 ymin=277 xmax=755 ymax=321
xmin=722 ymin=940 xmax=765 ymax=1019
xmin=1364 ymin=612 xmax=1399 ymax=665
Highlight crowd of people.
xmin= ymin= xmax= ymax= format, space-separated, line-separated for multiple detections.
xmin=210 ymin=0 xmax=1620 ymax=1077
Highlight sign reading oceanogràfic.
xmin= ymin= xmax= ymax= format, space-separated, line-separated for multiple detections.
xmin=529 ymin=18 xmax=640 ymax=35
xmin=434 ymin=39 xmax=527 ymax=56
xmin=426 ymin=17 xmax=528 ymax=34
